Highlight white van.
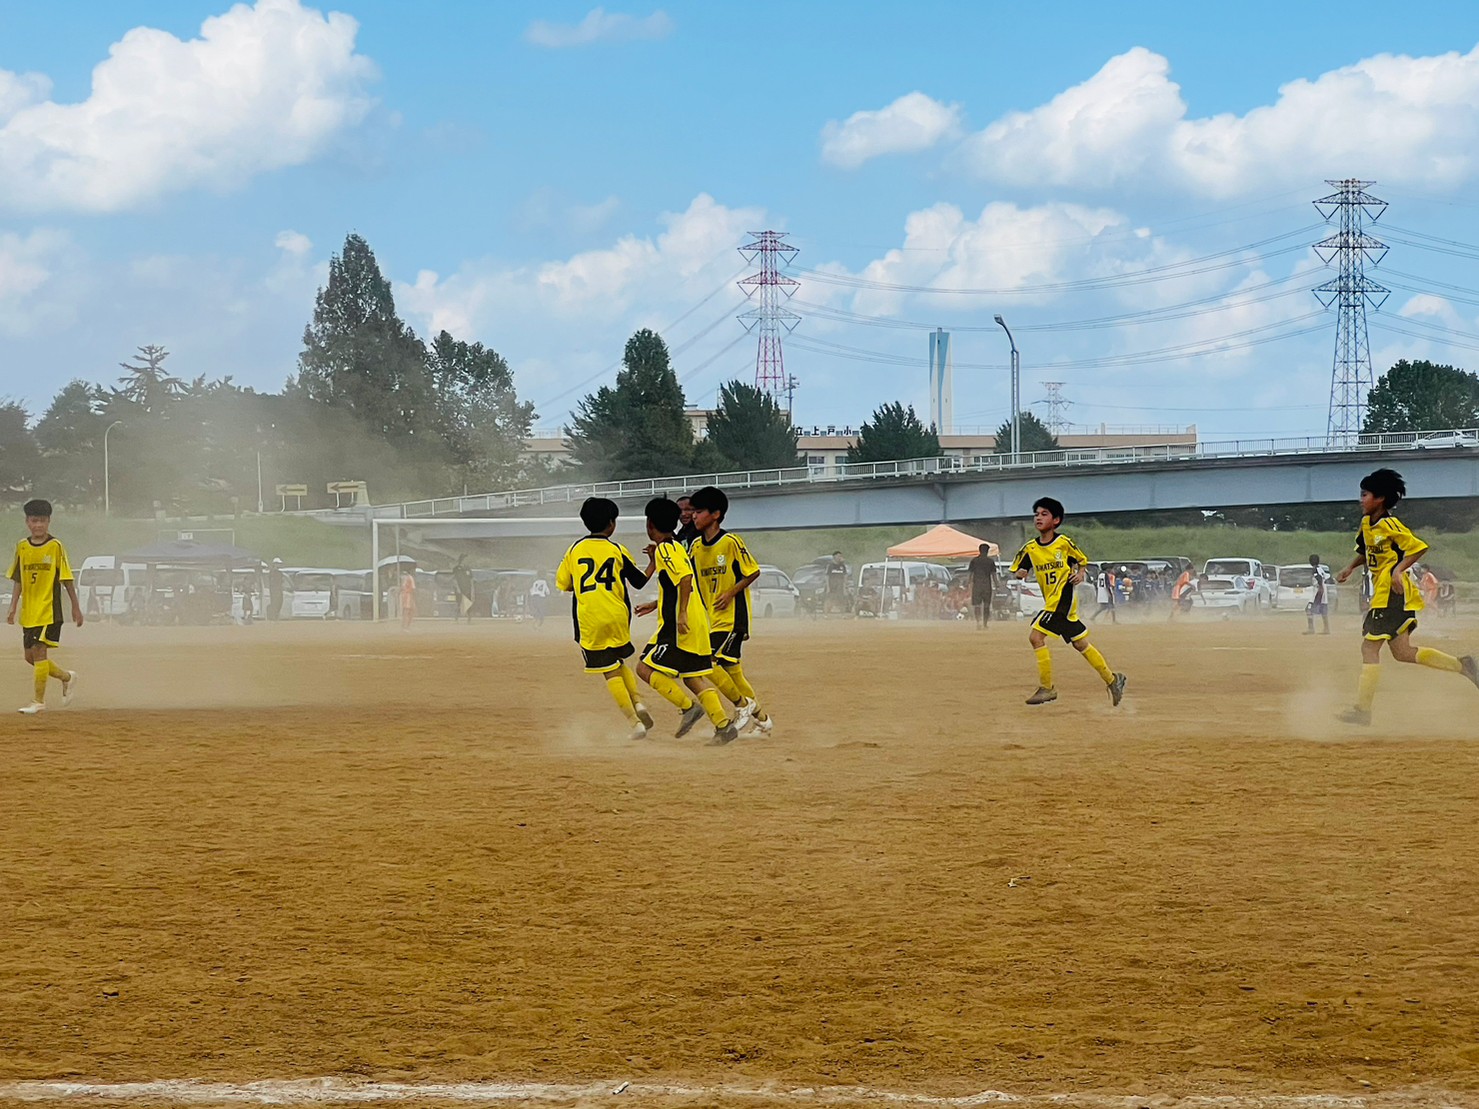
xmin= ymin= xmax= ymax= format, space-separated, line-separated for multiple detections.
xmin=76 ymin=555 xmax=146 ymax=620
xmin=331 ymin=570 xmax=375 ymax=620
xmin=279 ymin=567 xmax=336 ymax=619
xmin=855 ymin=560 xmax=952 ymax=617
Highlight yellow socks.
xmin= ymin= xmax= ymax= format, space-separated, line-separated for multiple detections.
xmin=697 ymin=687 xmax=729 ymax=728
xmin=1034 ymin=647 xmax=1053 ymax=689
xmin=1081 ymin=643 xmax=1115 ymax=684
xmin=1356 ymin=664 xmax=1380 ymax=711
xmin=604 ymin=672 xmax=639 ymax=723
xmin=724 ymin=663 xmax=765 ymax=720
xmin=618 ymin=664 xmax=639 ymax=699
xmin=709 ymin=665 xmax=744 ymax=705
xmin=1415 ymin=647 xmax=1463 ymax=673
xmin=48 ymin=661 xmax=70 ymax=682
xmin=647 ymin=671 xmax=693 ymax=711
xmin=33 ymin=661 xmax=48 ymax=703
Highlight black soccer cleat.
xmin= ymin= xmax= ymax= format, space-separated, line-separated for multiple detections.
xmin=1337 ymin=707 xmax=1372 ymax=726
xmin=674 ymin=703 xmax=706 ymax=738
xmin=1025 ymin=686 xmax=1057 ymax=705
xmin=710 ymin=720 xmax=740 ymax=745
xmin=1460 ymin=655 xmax=1479 ymax=692
xmin=1108 ymin=673 xmax=1128 ymax=707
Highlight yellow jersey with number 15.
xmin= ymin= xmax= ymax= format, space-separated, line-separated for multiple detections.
xmin=555 ymin=535 xmax=646 ymax=651
xmin=1009 ymin=533 xmax=1089 ymax=620
xmin=9 ymin=536 xmax=73 ymax=629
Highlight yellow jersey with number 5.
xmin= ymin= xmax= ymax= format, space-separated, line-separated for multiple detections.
xmin=9 ymin=536 xmax=73 ymax=629
xmin=1009 ymin=533 xmax=1089 ymax=619
xmin=555 ymin=535 xmax=646 ymax=651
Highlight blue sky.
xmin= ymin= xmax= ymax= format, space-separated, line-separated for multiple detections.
xmin=3 ymin=1 xmax=1479 ymax=450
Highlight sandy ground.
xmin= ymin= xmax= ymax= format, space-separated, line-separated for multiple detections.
xmin=3 ymin=608 xmax=1479 ymax=1108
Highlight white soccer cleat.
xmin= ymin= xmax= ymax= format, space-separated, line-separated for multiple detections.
xmin=628 ymin=722 xmax=649 ymax=741
xmin=62 ymin=670 xmax=78 ymax=707
xmin=729 ymin=702 xmax=753 ymax=736
xmin=17 ymin=702 xmax=45 ymax=714
xmin=634 ymin=702 xmax=655 ymax=729
xmin=750 ymin=713 xmax=774 ymax=735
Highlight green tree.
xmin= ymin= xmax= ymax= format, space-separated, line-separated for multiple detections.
xmin=0 ymin=401 xmax=39 ymax=502
xmin=846 ymin=402 xmax=940 ymax=463
xmin=34 ymin=381 xmax=108 ymax=506
xmin=994 ymin=411 xmax=1060 ymax=454
xmin=295 ymin=233 xmax=432 ymax=444
xmin=426 ymin=330 xmax=536 ymax=490
xmin=695 ymin=380 xmax=798 ymax=472
xmin=567 ymin=329 xmax=694 ymax=479
xmin=1363 ymin=359 xmax=1479 ymax=434
xmin=116 ymin=345 xmax=184 ymax=415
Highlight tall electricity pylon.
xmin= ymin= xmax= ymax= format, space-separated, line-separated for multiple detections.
xmin=1313 ymin=180 xmax=1389 ymax=443
xmin=737 ymin=231 xmax=800 ymax=397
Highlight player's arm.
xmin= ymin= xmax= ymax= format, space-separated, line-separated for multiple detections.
xmin=1334 ymin=534 xmax=1366 ymax=584
xmin=717 ymin=537 xmax=761 ymax=609
xmin=676 ymin=573 xmax=693 ymax=633
xmin=63 ymin=578 xmax=83 ymax=626
xmin=5 ymin=556 xmax=18 ymax=625
xmin=554 ymin=554 xmax=574 ymax=593
xmin=716 ymin=569 xmax=759 ymax=610
xmin=622 ymin=555 xmax=651 ymax=589
xmin=1065 ymin=539 xmax=1090 ymax=585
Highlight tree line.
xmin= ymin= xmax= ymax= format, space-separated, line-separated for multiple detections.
xmin=1 ymin=225 xmax=1471 ymax=514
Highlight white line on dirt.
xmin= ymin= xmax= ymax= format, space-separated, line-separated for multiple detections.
xmin=0 ymin=1077 xmax=1444 ymax=1107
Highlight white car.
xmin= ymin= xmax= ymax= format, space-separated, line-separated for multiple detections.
xmin=751 ymin=565 xmax=800 ymax=618
xmin=1415 ymin=431 xmax=1479 ymax=449
xmin=1202 ymin=558 xmax=1272 ymax=609
xmin=1194 ymin=576 xmax=1261 ymax=614
xmin=1271 ymin=564 xmax=1339 ymax=613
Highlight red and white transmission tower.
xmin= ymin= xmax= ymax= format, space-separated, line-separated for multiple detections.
xmin=737 ymin=231 xmax=800 ymax=397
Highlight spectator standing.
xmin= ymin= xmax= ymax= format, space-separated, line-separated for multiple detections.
xmin=825 ymin=551 xmax=849 ymax=614
xmin=967 ymin=544 xmax=996 ymax=629
xmin=452 ymin=556 xmax=474 ymax=623
xmin=529 ymin=575 xmax=550 ymax=627
xmin=1305 ymin=554 xmax=1332 ymax=635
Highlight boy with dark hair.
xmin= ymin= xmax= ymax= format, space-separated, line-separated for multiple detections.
xmin=687 ymin=485 xmax=772 ymax=734
xmin=554 ymin=497 xmax=656 ymax=740
xmin=1333 ymin=469 xmax=1478 ymax=724
xmin=968 ymin=543 xmax=996 ymax=629
xmin=1010 ymin=496 xmax=1126 ymax=707
xmin=7 ymin=498 xmax=83 ymax=714
xmin=1304 ymin=553 xmax=1332 ymax=636
xmin=675 ymin=495 xmax=700 ymax=547
xmin=633 ymin=497 xmax=750 ymax=744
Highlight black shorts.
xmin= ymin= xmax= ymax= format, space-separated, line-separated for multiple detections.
xmin=1032 ymin=607 xmax=1089 ymax=644
xmin=1363 ymin=601 xmax=1417 ymax=641
xmin=971 ymin=591 xmax=991 ymax=607
xmin=710 ymin=630 xmax=744 ymax=664
xmin=641 ymin=640 xmax=713 ymax=678
xmin=580 ymin=642 xmax=634 ymax=673
xmin=22 ymin=624 xmax=62 ymax=650
xmin=1307 ymin=600 xmax=1329 ymax=616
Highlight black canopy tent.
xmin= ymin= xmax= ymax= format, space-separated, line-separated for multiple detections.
xmin=117 ymin=540 xmax=263 ymax=624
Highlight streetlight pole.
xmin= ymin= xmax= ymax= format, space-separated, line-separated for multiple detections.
xmin=994 ymin=315 xmax=1020 ymax=462
xmin=256 ymin=450 xmax=264 ymax=514
xmin=103 ymin=420 xmax=123 ymax=516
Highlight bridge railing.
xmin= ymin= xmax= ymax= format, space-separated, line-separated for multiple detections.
xmin=354 ymin=427 xmax=1479 ymax=520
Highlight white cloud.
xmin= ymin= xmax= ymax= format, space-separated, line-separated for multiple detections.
xmin=961 ymin=43 xmax=1479 ymax=197
xmin=275 ymin=230 xmax=314 ymax=257
xmin=525 ymin=8 xmax=674 ymax=48
xmin=0 ymin=230 xmax=76 ymax=338
xmin=821 ymin=91 xmax=962 ymax=169
xmin=1398 ymin=293 xmax=1464 ymax=328
xmin=0 ymin=0 xmax=377 ymax=214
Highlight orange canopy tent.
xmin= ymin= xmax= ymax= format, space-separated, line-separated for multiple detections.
xmin=886 ymin=524 xmax=999 ymax=560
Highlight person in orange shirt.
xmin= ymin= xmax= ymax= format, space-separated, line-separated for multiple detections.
xmin=1420 ymin=566 xmax=1440 ymax=609
xmin=1168 ymin=567 xmax=1197 ymax=620
xmin=399 ymin=570 xmax=417 ymax=630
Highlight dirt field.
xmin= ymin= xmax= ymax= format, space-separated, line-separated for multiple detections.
xmin=3 ymin=610 xmax=1479 ymax=1108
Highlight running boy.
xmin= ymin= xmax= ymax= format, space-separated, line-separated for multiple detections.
xmin=1304 ymin=554 xmax=1332 ymax=636
xmin=687 ymin=485 xmax=773 ymax=734
xmin=1333 ymin=469 xmax=1478 ymax=724
xmin=6 ymin=498 xmax=82 ymax=714
xmin=1010 ymin=497 xmax=1127 ymax=706
xmin=554 ymin=497 xmax=657 ymax=740
xmin=633 ymin=497 xmax=750 ymax=744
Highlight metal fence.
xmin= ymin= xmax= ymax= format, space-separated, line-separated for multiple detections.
xmin=349 ymin=428 xmax=1479 ymax=521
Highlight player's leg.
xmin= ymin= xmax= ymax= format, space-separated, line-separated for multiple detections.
xmin=617 ymin=663 xmax=654 ymax=728
xmin=708 ymin=660 xmax=745 ymax=705
xmin=1026 ymin=620 xmax=1056 ymax=704
xmin=639 ymin=649 xmax=707 ymax=736
xmin=1391 ymin=629 xmax=1471 ymax=683
xmin=596 ymin=664 xmax=641 ymax=729
xmin=682 ymin=673 xmax=750 ymax=743
xmin=28 ymin=640 xmax=49 ymax=709
xmin=1072 ymin=631 xmax=1127 ymax=705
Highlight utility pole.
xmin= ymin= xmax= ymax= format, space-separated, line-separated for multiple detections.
xmin=994 ymin=315 xmax=1020 ymax=461
xmin=738 ymin=231 xmax=801 ymax=398
xmin=1313 ymin=180 xmax=1388 ymax=444
xmin=783 ymin=374 xmax=799 ymax=423
xmin=1040 ymin=382 xmax=1070 ymax=435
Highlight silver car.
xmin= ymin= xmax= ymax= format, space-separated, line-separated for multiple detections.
xmin=752 ymin=565 xmax=800 ymax=618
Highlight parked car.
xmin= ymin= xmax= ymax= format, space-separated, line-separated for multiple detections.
xmin=1415 ymin=430 xmax=1479 ymax=449
xmin=854 ymin=560 xmax=952 ymax=617
xmin=792 ymin=558 xmax=854 ymax=614
xmin=1271 ymin=564 xmax=1339 ymax=613
xmin=1202 ymin=558 xmax=1272 ymax=609
xmin=751 ymin=565 xmax=800 ymax=618
xmin=332 ymin=570 xmax=375 ymax=620
xmin=279 ymin=567 xmax=335 ymax=619
xmin=1194 ymin=575 xmax=1261 ymax=615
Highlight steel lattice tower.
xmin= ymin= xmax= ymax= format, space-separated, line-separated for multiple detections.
xmin=1040 ymin=382 xmax=1070 ymax=435
xmin=737 ymin=231 xmax=800 ymax=396
xmin=1313 ymin=180 xmax=1389 ymax=443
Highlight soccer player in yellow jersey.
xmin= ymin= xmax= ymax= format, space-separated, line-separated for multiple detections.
xmin=554 ymin=497 xmax=657 ymax=740
xmin=688 ymin=485 xmax=772 ymax=734
xmin=1334 ymin=469 xmax=1478 ymax=725
xmin=6 ymin=499 xmax=83 ymax=714
xmin=1010 ymin=497 xmax=1127 ymax=707
xmin=633 ymin=497 xmax=751 ymax=745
